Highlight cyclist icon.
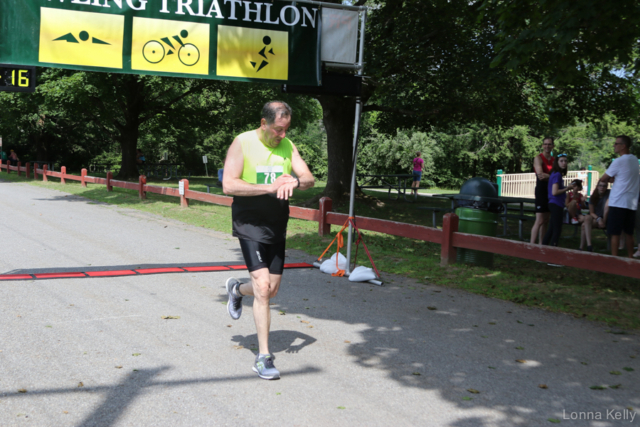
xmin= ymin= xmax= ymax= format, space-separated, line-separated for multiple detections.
xmin=250 ymin=36 xmax=275 ymax=72
xmin=143 ymin=30 xmax=200 ymax=66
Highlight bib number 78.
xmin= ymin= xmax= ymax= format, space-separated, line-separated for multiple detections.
xmin=256 ymin=166 xmax=284 ymax=185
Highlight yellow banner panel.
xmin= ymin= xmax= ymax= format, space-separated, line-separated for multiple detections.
xmin=39 ymin=8 xmax=124 ymax=69
xmin=132 ymin=17 xmax=209 ymax=76
xmin=217 ymin=26 xmax=288 ymax=81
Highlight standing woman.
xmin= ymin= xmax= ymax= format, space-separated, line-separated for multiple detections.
xmin=531 ymin=138 xmax=555 ymax=244
xmin=411 ymin=152 xmax=424 ymax=197
xmin=543 ymin=153 xmax=574 ymax=246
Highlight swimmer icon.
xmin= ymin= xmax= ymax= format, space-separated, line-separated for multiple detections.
xmin=142 ymin=30 xmax=200 ymax=66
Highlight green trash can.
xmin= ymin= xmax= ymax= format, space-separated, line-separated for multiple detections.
xmin=454 ymin=177 xmax=501 ymax=268
xmin=455 ymin=207 xmax=498 ymax=268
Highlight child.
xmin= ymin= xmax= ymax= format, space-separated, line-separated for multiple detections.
xmin=566 ymin=179 xmax=584 ymax=224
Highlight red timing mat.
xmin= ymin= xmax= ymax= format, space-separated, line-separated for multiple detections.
xmin=0 ymin=263 xmax=314 ymax=281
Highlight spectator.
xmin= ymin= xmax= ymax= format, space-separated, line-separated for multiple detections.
xmin=543 ymin=153 xmax=574 ymax=247
xmin=580 ymin=181 xmax=610 ymax=252
xmin=8 ymin=149 xmax=19 ymax=162
xmin=599 ymin=135 xmax=640 ymax=257
xmin=136 ymin=149 xmax=146 ymax=165
xmin=0 ymin=150 xmax=6 ymax=161
xmin=411 ymin=151 xmax=424 ymax=196
xmin=531 ymin=137 xmax=555 ymax=244
xmin=566 ymin=179 xmax=585 ymax=224
xmin=635 ymin=190 xmax=640 ymax=258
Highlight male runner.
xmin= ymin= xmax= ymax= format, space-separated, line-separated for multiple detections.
xmin=222 ymin=101 xmax=315 ymax=380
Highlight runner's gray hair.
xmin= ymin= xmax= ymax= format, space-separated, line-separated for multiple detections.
xmin=262 ymin=101 xmax=292 ymax=125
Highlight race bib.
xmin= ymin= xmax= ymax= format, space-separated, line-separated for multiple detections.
xmin=256 ymin=165 xmax=283 ymax=184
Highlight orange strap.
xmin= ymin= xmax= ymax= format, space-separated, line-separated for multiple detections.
xmin=317 ymin=217 xmax=354 ymax=277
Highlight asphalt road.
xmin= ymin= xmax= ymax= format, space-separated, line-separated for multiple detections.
xmin=0 ymin=179 xmax=639 ymax=427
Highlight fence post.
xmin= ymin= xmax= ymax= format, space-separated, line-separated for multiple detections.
xmin=106 ymin=171 xmax=112 ymax=191
xmin=81 ymin=168 xmax=87 ymax=187
xmin=318 ymin=197 xmax=332 ymax=236
xmin=60 ymin=166 xmax=66 ymax=184
xmin=496 ymin=169 xmax=503 ymax=197
xmin=42 ymin=164 xmax=48 ymax=182
xmin=440 ymin=212 xmax=459 ymax=267
xmin=587 ymin=165 xmax=592 ymax=200
xmin=33 ymin=162 xmax=38 ymax=180
xmin=6 ymin=160 xmax=10 ymax=174
xmin=17 ymin=162 xmax=22 ymax=177
xmin=139 ymin=175 xmax=146 ymax=199
xmin=25 ymin=162 xmax=31 ymax=179
xmin=180 ymin=179 xmax=189 ymax=207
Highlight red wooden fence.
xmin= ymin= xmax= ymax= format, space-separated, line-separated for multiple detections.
xmin=2 ymin=160 xmax=639 ymax=280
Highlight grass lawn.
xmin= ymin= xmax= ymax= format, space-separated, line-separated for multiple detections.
xmin=3 ymin=171 xmax=639 ymax=330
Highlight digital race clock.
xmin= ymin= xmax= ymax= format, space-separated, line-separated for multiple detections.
xmin=0 ymin=64 xmax=36 ymax=93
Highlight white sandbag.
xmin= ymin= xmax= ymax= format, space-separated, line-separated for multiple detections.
xmin=348 ymin=266 xmax=377 ymax=282
xmin=320 ymin=253 xmax=347 ymax=274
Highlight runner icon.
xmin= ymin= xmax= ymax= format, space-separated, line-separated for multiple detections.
xmin=143 ymin=30 xmax=200 ymax=66
xmin=250 ymin=36 xmax=275 ymax=72
xmin=53 ymin=31 xmax=110 ymax=45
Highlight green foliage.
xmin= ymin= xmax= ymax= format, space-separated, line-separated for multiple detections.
xmin=480 ymin=0 xmax=640 ymax=124
xmin=365 ymin=0 xmax=552 ymax=132
xmin=287 ymin=121 xmax=328 ymax=180
xmin=359 ymin=123 xmax=541 ymax=188
xmin=358 ymin=129 xmax=440 ymax=187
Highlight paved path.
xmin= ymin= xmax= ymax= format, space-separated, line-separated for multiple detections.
xmin=0 ymin=180 xmax=639 ymax=427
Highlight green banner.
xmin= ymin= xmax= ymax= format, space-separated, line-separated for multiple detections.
xmin=0 ymin=0 xmax=321 ymax=85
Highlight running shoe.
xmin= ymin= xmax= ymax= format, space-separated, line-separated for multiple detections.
xmin=571 ymin=217 xmax=579 ymax=225
xmin=253 ymin=354 xmax=280 ymax=380
xmin=226 ymin=277 xmax=243 ymax=320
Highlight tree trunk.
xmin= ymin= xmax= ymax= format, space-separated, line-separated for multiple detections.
xmin=33 ymin=131 xmax=50 ymax=162
xmin=317 ymin=95 xmax=357 ymax=204
xmin=116 ymin=76 xmax=144 ymax=180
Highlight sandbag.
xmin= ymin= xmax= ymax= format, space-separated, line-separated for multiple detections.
xmin=320 ymin=252 xmax=347 ymax=274
xmin=348 ymin=266 xmax=377 ymax=282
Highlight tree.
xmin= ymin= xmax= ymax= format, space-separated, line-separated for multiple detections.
xmin=314 ymin=0 xmax=553 ymax=203
xmin=480 ymin=0 xmax=640 ymax=123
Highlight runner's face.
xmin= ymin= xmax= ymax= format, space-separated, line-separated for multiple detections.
xmin=261 ymin=116 xmax=291 ymax=148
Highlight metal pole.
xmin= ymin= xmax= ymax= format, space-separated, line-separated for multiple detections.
xmin=345 ymin=9 xmax=367 ymax=276
xmin=345 ymin=98 xmax=362 ymax=275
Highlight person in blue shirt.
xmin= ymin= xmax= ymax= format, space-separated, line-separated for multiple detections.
xmin=542 ymin=153 xmax=575 ymax=247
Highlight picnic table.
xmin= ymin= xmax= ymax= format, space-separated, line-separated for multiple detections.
xmin=357 ymin=174 xmax=414 ymax=202
xmin=429 ymin=193 xmax=535 ymax=240
xmin=138 ymin=163 xmax=191 ymax=180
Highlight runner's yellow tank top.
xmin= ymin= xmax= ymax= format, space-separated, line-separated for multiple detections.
xmin=239 ymin=130 xmax=293 ymax=184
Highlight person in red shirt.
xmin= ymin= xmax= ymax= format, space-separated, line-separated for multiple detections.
xmin=530 ymin=138 xmax=554 ymax=244
xmin=411 ymin=152 xmax=424 ymax=197
xmin=565 ymin=179 xmax=585 ymax=224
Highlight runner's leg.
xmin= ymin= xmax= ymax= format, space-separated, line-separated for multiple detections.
xmin=236 ymin=270 xmax=282 ymax=355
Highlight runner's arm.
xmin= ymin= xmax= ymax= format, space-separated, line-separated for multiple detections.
xmin=290 ymin=142 xmax=315 ymax=191
xmin=222 ymin=137 xmax=296 ymax=197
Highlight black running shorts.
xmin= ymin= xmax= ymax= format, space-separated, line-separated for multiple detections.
xmin=534 ymin=179 xmax=549 ymax=213
xmin=238 ymin=239 xmax=286 ymax=275
xmin=607 ymin=206 xmax=636 ymax=236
